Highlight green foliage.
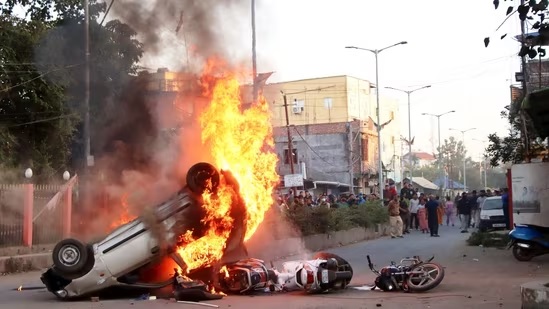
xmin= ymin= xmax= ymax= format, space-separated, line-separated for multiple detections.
xmin=484 ymin=0 xmax=549 ymax=166
xmin=0 ymin=0 xmax=144 ymax=181
xmin=285 ymin=201 xmax=389 ymax=236
xmin=466 ymin=231 xmax=510 ymax=248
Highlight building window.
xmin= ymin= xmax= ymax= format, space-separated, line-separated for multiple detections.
xmin=284 ymin=149 xmax=298 ymax=165
xmin=323 ymin=97 xmax=333 ymax=109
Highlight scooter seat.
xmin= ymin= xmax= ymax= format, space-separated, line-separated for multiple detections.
xmin=524 ymin=224 xmax=549 ymax=235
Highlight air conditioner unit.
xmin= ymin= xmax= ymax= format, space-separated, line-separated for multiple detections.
xmin=292 ymin=106 xmax=302 ymax=114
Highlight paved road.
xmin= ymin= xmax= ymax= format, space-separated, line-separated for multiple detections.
xmin=1 ymin=225 xmax=548 ymax=309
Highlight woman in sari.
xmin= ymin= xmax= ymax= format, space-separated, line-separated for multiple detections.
xmin=436 ymin=195 xmax=444 ymax=225
xmin=417 ymin=198 xmax=429 ymax=233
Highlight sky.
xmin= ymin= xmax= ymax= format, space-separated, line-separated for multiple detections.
xmin=134 ymin=0 xmax=523 ymax=161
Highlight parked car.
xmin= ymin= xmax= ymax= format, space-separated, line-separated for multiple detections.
xmin=478 ymin=196 xmax=506 ymax=232
xmin=41 ymin=162 xmax=244 ymax=299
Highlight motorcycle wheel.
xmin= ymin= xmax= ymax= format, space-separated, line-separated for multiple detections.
xmin=312 ymin=252 xmax=353 ymax=285
xmin=405 ymin=262 xmax=444 ymax=292
xmin=512 ymin=244 xmax=536 ymax=262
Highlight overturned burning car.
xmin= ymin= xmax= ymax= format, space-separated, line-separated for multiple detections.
xmin=40 ymin=162 xmax=246 ymax=299
xmin=41 ymin=161 xmax=355 ymax=300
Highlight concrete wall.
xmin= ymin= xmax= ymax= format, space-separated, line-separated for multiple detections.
xmin=275 ymin=132 xmax=350 ymax=184
xmin=246 ymin=224 xmax=389 ymax=262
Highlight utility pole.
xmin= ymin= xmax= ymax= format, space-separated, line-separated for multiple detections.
xmin=347 ymin=122 xmax=354 ymax=195
xmin=282 ymin=94 xmax=296 ymax=196
xmin=251 ymin=0 xmax=258 ymax=103
xmin=83 ymin=0 xmax=91 ymax=171
xmin=449 ymin=127 xmax=476 ymax=190
xmin=519 ymin=0 xmax=530 ymax=159
xmin=483 ymin=157 xmax=488 ymax=189
xmin=385 ymin=85 xmax=431 ymax=185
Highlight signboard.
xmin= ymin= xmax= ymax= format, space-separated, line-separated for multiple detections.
xmin=512 ymin=163 xmax=549 ymax=226
xmin=284 ymin=174 xmax=304 ymax=188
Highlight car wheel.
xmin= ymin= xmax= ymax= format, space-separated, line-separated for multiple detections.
xmin=186 ymin=162 xmax=220 ymax=194
xmin=52 ymin=238 xmax=89 ymax=277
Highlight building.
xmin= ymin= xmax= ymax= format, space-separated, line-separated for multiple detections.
xmin=402 ymin=151 xmax=436 ymax=168
xmin=262 ymin=75 xmax=402 ymax=194
xmin=142 ymin=68 xmax=207 ymax=130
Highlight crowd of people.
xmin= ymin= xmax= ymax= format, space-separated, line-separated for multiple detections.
xmin=386 ymin=182 xmax=511 ymax=238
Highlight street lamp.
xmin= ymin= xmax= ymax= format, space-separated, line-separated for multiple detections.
xmin=473 ymin=138 xmax=488 ymax=189
xmin=63 ymin=171 xmax=71 ymax=181
xmin=422 ymin=110 xmax=456 ymax=192
xmin=385 ymin=85 xmax=431 ymax=185
xmin=24 ymin=168 xmax=33 ymax=179
xmin=449 ymin=127 xmax=476 ymax=191
xmin=345 ymin=41 xmax=408 ymax=201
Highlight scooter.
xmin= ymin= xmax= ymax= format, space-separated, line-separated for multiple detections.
xmin=508 ymin=223 xmax=549 ymax=261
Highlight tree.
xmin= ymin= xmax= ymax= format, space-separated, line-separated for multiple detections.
xmin=484 ymin=0 xmax=549 ymax=166
xmin=0 ymin=1 xmax=144 ymax=181
xmin=435 ymin=136 xmax=470 ymax=183
xmin=0 ymin=15 xmax=76 ymax=180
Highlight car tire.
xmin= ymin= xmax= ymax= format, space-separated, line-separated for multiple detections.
xmin=186 ymin=162 xmax=220 ymax=194
xmin=52 ymin=238 xmax=90 ymax=277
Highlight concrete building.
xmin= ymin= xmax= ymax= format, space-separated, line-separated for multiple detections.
xmin=402 ymin=151 xmax=437 ymax=168
xmin=262 ymin=75 xmax=402 ymax=194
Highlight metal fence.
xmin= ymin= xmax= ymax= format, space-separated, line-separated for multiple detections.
xmin=0 ymin=184 xmax=71 ymax=248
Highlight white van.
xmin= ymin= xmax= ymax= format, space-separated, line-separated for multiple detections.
xmin=478 ymin=196 xmax=507 ymax=232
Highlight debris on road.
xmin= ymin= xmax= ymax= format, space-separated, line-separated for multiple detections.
xmin=90 ymin=296 xmax=99 ymax=302
xmin=176 ymin=300 xmax=219 ymax=308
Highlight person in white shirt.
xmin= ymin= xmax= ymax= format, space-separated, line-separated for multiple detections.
xmin=475 ymin=190 xmax=487 ymax=229
xmin=409 ymin=193 xmax=420 ymax=230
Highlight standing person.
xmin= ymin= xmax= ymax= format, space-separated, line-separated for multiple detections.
xmin=409 ymin=193 xmax=420 ymax=230
xmin=468 ymin=190 xmax=479 ymax=228
xmin=436 ymin=195 xmax=444 ymax=225
xmin=502 ymin=188 xmax=510 ymax=229
xmin=399 ymin=196 xmax=410 ymax=234
xmin=476 ymin=190 xmax=487 ymax=229
xmin=388 ymin=195 xmax=404 ymax=238
xmin=417 ymin=198 xmax=429 ymax=234
xmin=444 ymin=196 xmax=456 ymax=226
xmin=457 ymin=192 xmax=471 ymax=233
xmin=426 ymin=195 xmax=440 ymax=237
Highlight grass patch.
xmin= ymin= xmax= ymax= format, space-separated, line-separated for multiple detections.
xmin=466 ymin=231 xmax=510 ymax=248
xmin=284 ymin=201 xmax=389 ymax=236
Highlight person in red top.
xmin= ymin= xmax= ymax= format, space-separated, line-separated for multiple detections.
xmin=388 ymin=184 xmax=398 ymax=200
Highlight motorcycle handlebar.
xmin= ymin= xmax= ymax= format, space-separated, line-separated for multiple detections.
xmin=367 ymin=255 xmax=372 ymax=265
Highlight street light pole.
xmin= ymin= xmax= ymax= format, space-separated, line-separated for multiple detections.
xmin=422 ymin=110 xmax=456 ymax=193
xmin=385 ymin=85 xmax=431 ymax=185
xmin=449 ymin=127 xmax=476 ymax=191
xmin=473 ymin=138 xmax=489 ymax=189
xmin=345 ymin=41 xmax=408 ymax=202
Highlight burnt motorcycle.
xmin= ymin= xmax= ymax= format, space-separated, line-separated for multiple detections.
xmin=367 ymin=255 xmax=444 ymax=292
xmin=214 ymin=252 xmax=353 ymax=294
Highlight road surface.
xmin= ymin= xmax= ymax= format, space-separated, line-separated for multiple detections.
xmin=1 ymin=225 xmax=547 ymax=309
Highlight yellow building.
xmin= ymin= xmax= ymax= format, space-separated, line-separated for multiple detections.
xmin=262 ymin=75 xmax=403 ymax=189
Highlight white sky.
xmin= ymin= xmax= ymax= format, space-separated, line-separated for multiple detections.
xmin=250 ymin=0 xmax=521 ymax=160
xmin=13 ymin=0 xmax=522 ymax=161
xmin=141 ymin=0 xmax=522 ymax=161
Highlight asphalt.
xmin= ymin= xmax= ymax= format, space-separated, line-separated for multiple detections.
xmin=1 ymin=225 xmax=548 ymax=309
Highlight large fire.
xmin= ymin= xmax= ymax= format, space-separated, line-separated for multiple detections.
xmin=175 ymin=61 xmax=279 ymax=272
xmin=109 ymin=193 xmax=134 ymax=230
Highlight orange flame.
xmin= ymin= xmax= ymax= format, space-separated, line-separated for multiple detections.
xmin=176 ymin=60 xmax=279 ymax=272
xmin=109 ymin=193 xmax=135 ymax=230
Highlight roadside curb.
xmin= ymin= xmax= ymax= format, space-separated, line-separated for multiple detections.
xmin=521 ymin=280 xmax=549 ymax=309
xmin=0 ymin=253 xmax=52 ymax=274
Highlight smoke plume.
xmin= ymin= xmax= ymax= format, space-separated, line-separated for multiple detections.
xmin=110 ymin=0 xmax=252 ymax=71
